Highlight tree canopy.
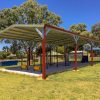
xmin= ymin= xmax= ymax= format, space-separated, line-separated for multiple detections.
xmin=69 ymin=23 xmax=87 ymax=34
xmin=92 ymin=23 xmax=100 ymax=40
xmin=69 ymin=23 xmax=99 ymax=40
xmin=0 ymin=0 xmax=62 ymax=30
xmin=0 ymin=0 xmax=62 ymax=56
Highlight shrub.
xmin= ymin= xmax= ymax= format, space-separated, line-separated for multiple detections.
xmin=16 ymin=51 xmax=25 ymax=59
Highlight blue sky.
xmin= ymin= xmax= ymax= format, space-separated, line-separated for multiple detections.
xmin=0 ymin=0 xmax=100 ymax=50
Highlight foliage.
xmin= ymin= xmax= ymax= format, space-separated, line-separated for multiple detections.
xmin=92 ymin=23 xmax=100 ymax=40
xmin=36 ymin=45 xmax=68 ymax=55
xmin=0 ymin=0 xmax=62 ymax=56
xmin=69 ymin=23 xmax=100 ymax=40
xmin=83 ymin=43 xmax=91 ymax=50
xmin=57 ymin=46 xmax=64 ymax=54
xmin=0 ymin=52 xmax=10 ymax=59
xmin=4 ymin=40 xmax=21 ymax=54
xmin=2 ymin=46 xmax=10 ymax=52
xmin=0 ymin=0 xmax=62 ymax=29
xmin=16 ymin=51 xmax=25 ymax=59
xmin=69 ymin=23 xmax=87 ymax=34
xmin=36 ymin=45 xmax=53 ymax=56
xmin=80 ymin=31 xmax=90 ymax=36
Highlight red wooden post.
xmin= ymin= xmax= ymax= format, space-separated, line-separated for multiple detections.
xmin=56 ymin=47 xmax=58 ymax=67
xmin=64 ymin=46 xmax=67 ymax=66
xmin=42 ymin=26 xmax=46 ymax=79
xmin=26 ymin=52 xmax=29 ymax=70
xmin=29 ymin=47 xmax=31 ymax=66
xmin=33 ymin=53 xmax=35 ymax=66
xmin=73 ymin=43 xmax=78 ymax=70
xmin=27 ymin=47 xmax=31 ymax=68
xmin=50 ymin=46 xmax=52 ymax=65
xmin=90 ymin=45 xmax=93 ymax=66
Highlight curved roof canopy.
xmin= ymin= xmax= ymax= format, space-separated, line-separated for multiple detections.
xmin=0 ymin=24 xmax=100 ymax=46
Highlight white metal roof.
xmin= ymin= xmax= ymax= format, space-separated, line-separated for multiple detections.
xmin=0 ymin=24 xmax=100 ymax=46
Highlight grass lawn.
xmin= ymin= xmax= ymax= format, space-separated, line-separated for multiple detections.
xmin=0 ymin=63 xmax=100 ymax=100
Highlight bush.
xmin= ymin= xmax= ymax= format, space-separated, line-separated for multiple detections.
xmin=16 ymin=51 xmax=25 ymax=59
xmin=0 ymin=52 xmax=10 ymax=59
xmin=81 ymin=31 xmax=90 ymax=37
xmin=2 ymin=53 xmax=7 ymax=59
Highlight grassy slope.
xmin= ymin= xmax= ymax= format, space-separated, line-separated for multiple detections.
xmin=0 ymin=63 xmax=100 ymax=100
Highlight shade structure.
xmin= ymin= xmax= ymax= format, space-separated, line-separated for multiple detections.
xmin=0 ymin=24 xmax=43 ymax=41
xmin=0 ymin=24 xmax=100 ymax=45
xmin=0 ymin=24 xmax=100 ymax=79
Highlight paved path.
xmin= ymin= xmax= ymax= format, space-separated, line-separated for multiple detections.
xmin=0 ymin=61 xmax=91 ymax=77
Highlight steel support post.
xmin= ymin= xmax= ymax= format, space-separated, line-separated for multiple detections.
xmin=73 ymin=43 xmax=78 ymax=70
xmin=50 ymin=46 xmax=52 ymax=65
xmin=56 ymin=47 xmax=58 ymax=67
xmin=73 ymin=35 xmax=79 ymax=70
xmin=28 ymin=47 xmax=31 ymax=66
xmin=64 ymin=46 xmax=67 ymax=66
xmin=42 ymin=26 xmax=46 ymax=79
xmin=90 ymin=44 xmax=94 ymax=66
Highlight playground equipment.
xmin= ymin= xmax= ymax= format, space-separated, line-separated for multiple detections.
xmin=21 ymin=57 xmax=28 ymax=70
xmin=33 ymin=66 xmax=41 ymax=71
xmin=32 ymin=52 xmax=42 ymax=71
xmin=20 ymin=51 xmax=28 ymax=70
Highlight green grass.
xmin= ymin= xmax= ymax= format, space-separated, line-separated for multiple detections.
xmin=0 ymin=63 xmax=100 ymax=100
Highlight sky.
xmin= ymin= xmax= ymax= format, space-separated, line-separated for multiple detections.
xmin=0 ymin=0 xmax=100 ymax=50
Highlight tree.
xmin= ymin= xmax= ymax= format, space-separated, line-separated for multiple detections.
xmin=69 ymin=23 xmax=87 ymax=34
xmin=2 ymin=46 xmax=9 ymax=52
xmin=69 ymin=23 xmax=99 ymax=50
xmin=80 ymin=31 xmax=94 ymax=37
xmin=0 ymin=0 xmax=62 ymax=29
xmin=4 ymin=40 xmax=20 ymax=54
xmin=0 ymin=0 xmax=62 ymax=60
xmin=83 ymin=43 xmax=91 ymax=50
xmin=92 ymin=23 xmax=100 ymax=40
